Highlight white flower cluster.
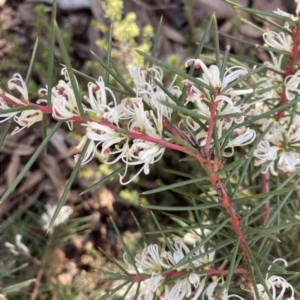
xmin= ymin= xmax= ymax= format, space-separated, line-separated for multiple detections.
xmin=39 ymin=203 xmax=74 ymax=234
xmin=1 ymin=3 xmax=300 ymax=181
xmin=183 ymin=59 xmax=255 ymax=156
xmin=251 ymin=5 xmax=300 ymax=176
xmin=122 ymin=240 xmax=240 ymax=300
xmin=4 ymin=233 xmax=30 ymax=256
xmin=0 ymin=60 xmax=257 ymax=184
xmin=0 ymin=74 xmax=43 ymax=134
xmin=244 ymin=259 xmax=295 ymax=300
xmin=44 ymin=67 xmax=179 ymax=184
xmin=123 ymin=243 xmax=295 ymax=300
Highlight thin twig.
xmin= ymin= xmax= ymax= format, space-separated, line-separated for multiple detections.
xmin=30 ymin=268 xmax=44 ymax=300
xmin=262 ymin=172 xmax=270 ymax=226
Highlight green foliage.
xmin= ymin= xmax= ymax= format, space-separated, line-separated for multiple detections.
xmin=1 ymin=0 xmax=300 ymax=299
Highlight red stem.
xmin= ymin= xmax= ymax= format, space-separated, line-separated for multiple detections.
xmin=204 ymin=91 xmax=218 ymax=153
xmin=36 ymin=104 xmax=194 ymax=155
xmin=276 ymin=23 xmax=300 ymax=121
xmin=130 ymin=267 xmax=248 ymax=283
xmin=196 ymin=152 xmax=249 ymax=260
xmin=30 ymin=268 xmax=44 ymax=300
xmin=262 ymin=172 xmax=270 ymax=226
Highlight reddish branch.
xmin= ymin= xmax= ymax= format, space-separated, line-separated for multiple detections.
xmin=35 ymin=104 xmax=194 ymax=155
xmin=192 ymin=90 xmax=250 ymax=261
xmin=194 ymin=149 xmax=249 ymax=260
xmin=130 ymin=267 xmax=248 ymax=283
xmin=262 ymin=172 xmax=270 ymax=226
xmin=30 ymin=268 xmax=44 ymax=300
xmin=205 ymin=90 xmax=218 ymax=153
xmin=276 ymin=23 xmax=300 ymax=121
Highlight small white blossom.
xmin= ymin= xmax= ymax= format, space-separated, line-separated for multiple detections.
xmin=121 ymin=140 xmax=165 ymax=184
xmin=12 ymin=109 xmax=43 ymax=135
xmin=134 ymin=244 xmax=162 ymax=273
xmin=7 ymin=73 xmax=29 ymax=103
xmin=278 ymin=151 xmax=300 ymax=173
xmin=4 ymin=234 xmax=30 ymax=256
xmin=40 ymin=203 xmax=73 ymax=234
xmin=84 ymin=77 xmax=118 ymax=122
xmin=224 ymin=128 xmax=256 ymax=156
xmin=254 ymin=140 xmax=279 ymax=176
xmin=273 ymin=8 xmax=298 ymax=21
xmin=0 ymin=74 xmax=43 ymax=132
xmin=262 ymin=30 xmax=293 ymax=52
xmin=285 ymin=69 xmax=300 ymax=100
xmin=85 ymin=121 xmax=127 ymax=163
xmin=146 ymin=275 xmax=164 ymax=293
xmin=185 ymin=59 xmax=251 ymax=95
xmin=0 ymin=95 xmax=19 ymax=123
xmin=74 ymin=135 xmax=98 ymax=165
xmin=167 ymin=278 xmax=191 ymax=300
xmin=247 ymin=259 xmax=295 ymax=300
xmin=125 ymin=240 xmax=216 ymax=300
xmin=50 ymin=68 xmax=82 ymax=130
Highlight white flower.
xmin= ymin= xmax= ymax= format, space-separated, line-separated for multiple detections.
xmin=130 ymin=66 xmax=148 ymax=91
xmin=0 ymin=95 xmax=19 ymax=123
xmin=285 ymin=69 xmax=300 ymax=100
xmin=262 ymin=30 xmax=293 ymax=52
xmin=134 ymin=244 xmax=162 ymax=273
xmin=160 ymin=240 xmax=191 ymax=271
xmin=146 ymin=275 xmax=164 ymax=293
xmin=78 ymin=120 xmax=165 ymax=184
xmin=124 ymin=241 xmax=217 ymax=300
xmin=253 ymin=140 xmax=279 ymax=176
xmin=255 ymin=77 xmax=281 ymax=101
xmin=124 ymin=140 xmax=165 ymax=175
xmin=264 ymin=52 xmax=284 ymax=83
xmin=74 ymin=135 xmax=98 ymax=165
xmin=184 ymin=59 xmax=251 ymax=95
xmin=249 ymin=259 xmax=295 ymax=300
xmin=224 ymin=128 xmax=256 ymax=156
xmin=40 ymin=203 xmax=73 ymax=234
xmin=160 ymin=240 xmax=214 ymax=272
xmin=260 ymin=120 xmax=284 ymax=145
xmin=278 ymin=151 xmax=300 ymax=173
xmin=0 ymin=74 xmax=43 ymax=131
xmin=273 ymin=8 xmax=298 ymax=21
xmin=12 ymin=109 xmax=43 ymax=135
xmin=7 ymin=73 xmax=29 ymax=103
xmin=4 ymin=234 xmax=30 ymax=256
xmin=203 ymin=278 xmax=245 ymax=300
xmin=85 ymin=121 xmax=127 ymax=163
xmin=51 ymin=68 xmax=81 ymax=130
xmin=84 ymin=77 xmax=118 ymax=122
xmin=167 ymin=278 xmax=191 ymax=300
xmin=191 ymin=278 xmax=206 ymax=300
xmin=189 ymin=274 xmax=201 ymax=287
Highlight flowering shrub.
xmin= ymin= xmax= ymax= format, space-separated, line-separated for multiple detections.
xmin=1 ymin=0 xmax=300 ymax=299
